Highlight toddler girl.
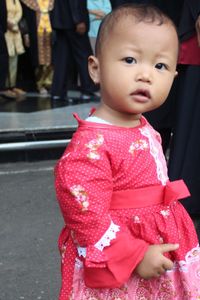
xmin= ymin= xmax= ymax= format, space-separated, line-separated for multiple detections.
xmin=55 ymin=4 xmax=200 ymax=299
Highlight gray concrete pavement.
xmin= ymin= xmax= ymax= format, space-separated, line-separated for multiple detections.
xmin=1 ymin=159 xmax=200 ymax=300
xmin=0 ymin=160 xmax=63 ymax=300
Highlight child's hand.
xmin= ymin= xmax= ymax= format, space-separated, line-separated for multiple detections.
xmin=135 ymin=243 xmax=179 ymax=279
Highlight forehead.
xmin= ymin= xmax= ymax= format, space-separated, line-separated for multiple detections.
xmin=100 ymin=17 xmax=179 ymax=57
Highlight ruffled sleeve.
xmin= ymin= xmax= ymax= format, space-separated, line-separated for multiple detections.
xmin=55 ymin=129 xmax=148 ymax=288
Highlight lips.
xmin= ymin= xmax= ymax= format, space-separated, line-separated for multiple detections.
xmin=131 ymin=89 xmax=151 ymax=102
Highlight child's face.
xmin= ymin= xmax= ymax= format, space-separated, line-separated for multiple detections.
xmin=89 ymin=18 xmax=178 ymax=121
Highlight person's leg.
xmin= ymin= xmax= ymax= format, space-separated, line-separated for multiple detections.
xmin=51 ymin=30 xmax=70 ymax=100
xmin=8 ymin=55 xmax=18 ymax=88
xmin=0 ymin=53 xmax=17 ymax=99
xmin=67 ymin=30 xmax=97 ymax=95
xmin=0 ymin=51 xmax=9 ymax=91
xmin=0 ymin=34 xmax=17 ymax=99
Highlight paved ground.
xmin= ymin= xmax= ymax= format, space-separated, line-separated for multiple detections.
xmin=0 ymin=160 xmax=62 ymax=300
xmin=0 ymin=93 xmax=99 ymax=133
xmin=1 ymin=159 xmax=200 ymax=300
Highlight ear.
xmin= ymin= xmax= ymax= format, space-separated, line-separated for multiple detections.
xmin=88 ymin=55 xmax=100 ymax=84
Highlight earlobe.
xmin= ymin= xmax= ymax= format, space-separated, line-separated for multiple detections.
xmin=88 ymin=55 xmax=100 ymax=84
xmin=175 ymin=71 xmax=178 ymax=77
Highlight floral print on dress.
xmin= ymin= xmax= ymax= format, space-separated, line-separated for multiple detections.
xmin=70 ymin=185 xmax=89 ymax=211
xmin=157 ymin=235 xmax=164 ymax=244
xmin=133 ymin=216 xmax=141 ymax=223
xmin=61 ymin=244 xmax=67 ymax=264
xmin=129 ymin=139 xmax=148 ymax=156
xmin=157 ymin=278 xmax=177 ymax=299
xmin=85 ymin=134 xmax=104 ymax=160
xmin=160 ymin=209 xmax=170 ymax=218
xmin=135 ymin=278 xmax=153 ymax=299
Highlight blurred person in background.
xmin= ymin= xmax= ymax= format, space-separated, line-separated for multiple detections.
xmin=4 ymin=0 xmax=26 ymax=98
xmin=20 ymin=0 xmax=54 ymax=94
xmin=87 ymin=0 xmax=111 ymax=53
xmin=0 ymin=0 xmax=15 ymax=99
xmin=50 ymin=0 xmax=97 ymax=102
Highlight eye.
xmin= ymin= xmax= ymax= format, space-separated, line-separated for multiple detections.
xmin=123 ymin=57 xmax=137 ymax=64
xmin=155 ymin=63 xmax=168 ymax=70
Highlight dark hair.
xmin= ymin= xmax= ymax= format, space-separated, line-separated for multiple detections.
xmin=95 ymin=3 xmax=178 ymax=56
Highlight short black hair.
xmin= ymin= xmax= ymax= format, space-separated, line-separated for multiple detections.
xmin=95 ymin=3 xmax=178 ymax=56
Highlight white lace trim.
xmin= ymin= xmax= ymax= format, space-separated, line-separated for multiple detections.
xmin=140 ymin=126 xmax=168 ymax=186
xmin=167 ymin=244 xmax=200 ymax=273
xmin=178 ymin=244 xmax=200 ymax=272
xmin=75 ymin=258 xmax=84 ymax=269
xmin=94 ymin=221 xmax=120 ymax=251
xmin=77 ymin=247 xmax=87 ymax=258
xmin=77 ymin=221 xmax=120 ymax=258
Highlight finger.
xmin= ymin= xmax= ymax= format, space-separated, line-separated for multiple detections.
xmin=162 ymin=257 xmax=174 ymax=271
xmin=160 ymin=243 xmax=179 ymax=253
xmin=155 ymin=266 xmax=167 ymax=278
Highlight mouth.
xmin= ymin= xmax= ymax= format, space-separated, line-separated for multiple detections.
xmin=130 ymin=89 xmax=151 ymax=102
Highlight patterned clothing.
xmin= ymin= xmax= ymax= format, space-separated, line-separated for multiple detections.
xmin=55 ymin=114 xmax=200 ymax=300
xmin=5 ymin=0 xmax=24 ymax=57
xmin=21 ymin=0 xmax=54 ymax=65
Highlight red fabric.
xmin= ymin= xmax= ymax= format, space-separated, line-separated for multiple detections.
xmin=110 ymin=180 xmax=190 ymax=209
xmin=84 ymin=231 xmax=148 ymax=288
xmin=179 ymin=35 xmax=200 ymax=65
xmin=55 ymin=115 xmax=198 ymax=299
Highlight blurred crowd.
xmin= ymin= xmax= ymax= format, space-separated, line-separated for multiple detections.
xmin=0 ymin=0 xmax=112 ymax=102
xmin=0 ymin=0 xmax=183 ymax=102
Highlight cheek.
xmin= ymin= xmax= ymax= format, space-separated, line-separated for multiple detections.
xmin=101 ymin=72 xmax=125 ymax=90
xmin=158 ymin=77 xmax=174 ymax=97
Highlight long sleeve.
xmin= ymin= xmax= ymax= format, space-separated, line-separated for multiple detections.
xmin=69 ymin=0 xmax=89 ymax=27
xmin=6 ymin=0 xmax=23 ymax=25
xmin=14 ymin=0 xmax=23 ymax=24
xmin=55 ymin=129 xmax=148 ymax=288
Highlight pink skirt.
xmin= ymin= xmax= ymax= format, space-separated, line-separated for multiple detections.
xmin=70 ymin=181 xmax=200 ymax=299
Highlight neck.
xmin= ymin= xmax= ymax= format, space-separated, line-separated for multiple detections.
xmin=94 ymin=104 xmax=141 ymax=128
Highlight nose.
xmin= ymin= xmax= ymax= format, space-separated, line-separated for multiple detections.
xmin=135 ymin=66 xmax=152 ymax=83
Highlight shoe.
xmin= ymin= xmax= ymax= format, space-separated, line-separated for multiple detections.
xmin=0 ymin=89 xmax=17 ymax=99
xmin=51 ymin=95 xmax=69 ymax=103
xmin=51 ymin=95 xmax=61 ymax=101
xmin=80 ymin=91 xmax=100 ymax=102
xmin=51 ymin=96 xmax=69 ymax=108
xmin=68 ymin=97 xmax=80 ymax=105
xmin=80 ymin=92 xmax=92 ymax=102
xmin=12 ymin=87 xmax=26 ymax=96
xmin=39 ymin=87 xmax=48 ymax=95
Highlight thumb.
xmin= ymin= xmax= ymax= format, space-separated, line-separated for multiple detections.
xmin=160 ymin=243 xmax=179 ymax=253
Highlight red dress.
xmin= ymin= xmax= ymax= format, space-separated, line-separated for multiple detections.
xmin=55 ymin=115 xmax=200 ymax=299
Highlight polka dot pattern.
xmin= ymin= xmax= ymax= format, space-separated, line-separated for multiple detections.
xmin=55 ymin=116 xmax=199 ymax=299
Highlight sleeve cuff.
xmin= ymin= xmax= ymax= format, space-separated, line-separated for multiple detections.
xmin=84 ymin=230 xmax=149 ymax=288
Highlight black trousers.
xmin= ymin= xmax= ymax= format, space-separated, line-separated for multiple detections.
xmin=51 ymin=29 xmax=96 ymax=98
